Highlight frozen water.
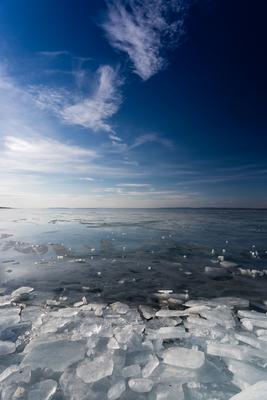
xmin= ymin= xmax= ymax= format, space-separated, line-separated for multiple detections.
xmin=225 ymin=359 xmax=267 ymax=389
xmin=107 ymin=380 xmax=126 ymax=400
xmin=139 ymin=305 xmax=155 ymax=320
xmin=156 ymin=310 xmax=188 ymax=318
xmin=229 ymin=380 xmax=267 ymax=399
xmin=76 ymin=353 xmax=114 ymax=383
xmin=122 ymin=364 xmax=141 ymax=378
xmin=0 ymin=340 xmax=16 ymax=355
xmin=162 ymin=347 xmax=205 ymax=369
xmin=149 ymin=326 xmax=187 ymax=340
xmin=22 ymin=340 xmax=85 ymax=371
xmin=142 ymin=355 xmax=159 ymax=377
xmin=199 ymin=306 xmax=235 ymax=329
xmin=206 ymin=342 xmax=265 ymax=362
xmin=0 ymin=365 xmax=31 ymax=385
xmin=27 ymin=379 xmax=57 ymax=400
xmin=1 ymin=293 xmax=267 ymax=399
xmin=152 ymin=383 xmax=185 ymax=399
xmin=111 ymin=302 xmax=129 ymax=314
xmin=11 ymin=286 xmax=34 ymax=301
xmin=0 ymin=208 xmax=267 ymax=399
xmin=128 ymin=378 xmax=153 ymax=393
xmin=0 ymin=307 xmax=21 ymax=333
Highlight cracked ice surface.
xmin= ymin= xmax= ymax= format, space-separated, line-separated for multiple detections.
xmin=1 ymin=288 xmax=267 ymax=399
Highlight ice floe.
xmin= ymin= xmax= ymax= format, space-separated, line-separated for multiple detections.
xmin=1 ymin=286 xmax=267 ymax=398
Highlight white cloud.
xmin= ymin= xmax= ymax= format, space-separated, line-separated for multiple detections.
xmin=102 ymin=0 xmax=187 ymax=80
xmin=79 ymin=177 xmax=95 ymax=181
xmin=117 ymin=183 xmax=151 ymax=187
xmin=31 ymin=65 xmax=123 ymax=134
xmin=0 ymin=136 xmax=97 ymax=173
xmin=131 ymin=133 xmax=173 ymax=149
xmin=61 ymin=65 xmax=122 ymax=132
xmin=37 ymin=50 xmax=70 ymax=57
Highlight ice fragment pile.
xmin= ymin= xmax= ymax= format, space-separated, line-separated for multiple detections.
xmin=1 ymin=288 xmax=267 ymax=399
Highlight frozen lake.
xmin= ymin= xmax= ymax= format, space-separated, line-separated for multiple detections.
xmin=0 ymin=208 xmax=267 ymax=399
xmin=0 ymin=208 xmax=267 ymax=304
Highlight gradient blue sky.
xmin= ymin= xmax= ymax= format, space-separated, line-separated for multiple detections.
xmin=0 ymin=0 xmax=266 ymax=208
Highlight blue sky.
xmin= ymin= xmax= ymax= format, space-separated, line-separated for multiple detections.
xmin=0 ymin=0 xmax=266 ymax=207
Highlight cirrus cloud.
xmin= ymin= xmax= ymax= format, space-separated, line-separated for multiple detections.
xmin=102 ymin=0 xmax=187 ymax=80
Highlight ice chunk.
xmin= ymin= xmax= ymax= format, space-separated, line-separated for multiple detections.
xmin=152 ymin=383 xmax=185 ymax=399
xmin=107 ymin=380 xmax=126 ymax=400
xmin=128 ymin=378 xmax=153 ymax=393
xmin=241 ymin=318 xmax=267 ymax=329
xmin=204 ymin=266 xmax=230 ymax=278
xmin=1 ymin=385 xmax=25 ymax=400
xmin=168 ymin=297 xmax=184 ymax=307
xmin=138 ymin=305 xmax=155 ymax=320
xmin=107 ymin=337 xmax=120 ymax=349
xmin=156 ymin=310 xmax=188 ymax=318
xmin=184 ymin=321 xmax=226 ymax=340
xmin=241 ymin=318 xmax=254 ymax=331
xmin=76 ymin=353 xmax=113 ymax=383
xmin=122 ymin=364 xmax=141 ymax=378
xmin=187 ymin=305 xmax=211 ymax=314
xmin=256 ymin=329 xmax=267 ymax=337
xmin=21 ymin=306 xmax=44 ymax=324
xmin=186 ymin=315 xmax=218 ymax=328
xmin=238 ymin=310 xmax=267 ymax=320
xmin=199 ymin=306 xmax=235 ymax=329
xmin=73 ymin=297 xmax=87 ymax=307
xmin=225 ymin=359 xmax=267 ymax=390
xmin=59 ymin=369 xmax=93 ymax=400
xmin=142 ymin=355 xmax=159 ymax=378
xmin=110 ymin=302 xmax=129 ymax=314
xmin=0 ymin=307 xmax=20 ymax=332
xmin=184 ymin=381 xmax=236 ymax=400
xmin=220 ymin=260 xmax=238 ymax=268
xmin=207 ymin=342 xmax=263 ymax=361
xmin=229 ymin=380 xmax=267 ymax=399
xmin=0 ymin=340 xmax=16 ymax=355
xmin=0 ymin=295 xmax=13 ymax=307
xmin=235 ymin=332 xmax=261 ymax=348
xmin=22 ymin=340 xmax=85 ymax=372
xmin=12 ymin=387 xmax=26 ymax=399
xmin=81 ymin=302 xmax=107 ymax=315
xmin=184 ymin=297 xmax=249 ymax=309
xmin=11 ymin=286 xmax=34 ymax=301
xmin=27 ymin=379 xmax=57 ymax=400
xmin=114 ymin=325 xmax=134 ymax=344
xmin=153 ymin=365 xmax=197 ymax=384
xmin=148 ymin=326 xmax=187 ymax=340
xmin=158 ymin=290 xmax=173 ymax=295
xmin=40 ymin=316 xmax=73 ymax=334
xmin=162 ymin=347 xmax=205 ymax=369
xmin=0 ymin=365 xmax=31 ymax=385
xmin=147 ymin=317 xmax=181 ymax=329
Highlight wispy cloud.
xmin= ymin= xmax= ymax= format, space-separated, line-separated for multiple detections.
xmin=79 ymin=177 xmax=95 ymax=181
xmin=0 ymin=136 xmax=97 ymax=174
xmin=60 ymin=65 xmax=123 ymax=132
xmin=37 ymin=50 xmax=70 ymax=57
xmin=0 ymin=65 xmax=141 ymax=179
xmin=102 ymin=0 xmax=187 ymax=80
xmin=31 ymin=65 xmax=123 ymax=134
xmin=116 ymin=183 xmax=151 ymax=187
xmin=131 ymin=133 xmax=173 ymax=149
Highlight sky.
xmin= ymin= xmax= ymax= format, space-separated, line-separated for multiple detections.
xmin=0 ymin=0 xmax=266 ymax=208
